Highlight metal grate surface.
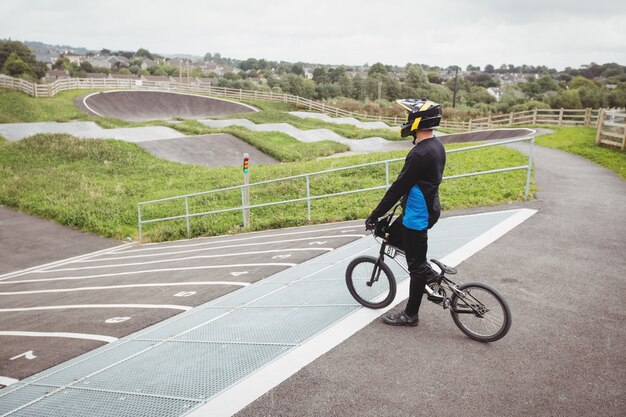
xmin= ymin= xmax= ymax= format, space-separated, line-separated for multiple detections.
xmin=0 ymin=384 xmax=57 ymax=416
xmin=73 ymin=341 xmax=290 ymax=400
xmin=253 ymin=279 xmax=359 ymax=307
xmin=5 ymin=387 xmax=200 ymax=417
xmin=131 ymin=308 xmax=231 ymax=341
xmin=176 ymin=305 xmax=359 ymax=345
xmin=31 ymin=340 xmax=157 ymax=388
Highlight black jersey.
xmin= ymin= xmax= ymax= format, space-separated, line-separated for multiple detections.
xmin=370 ymin=136 xmax=446 ymax=230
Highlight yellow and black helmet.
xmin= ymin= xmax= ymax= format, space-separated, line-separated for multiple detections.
xmin=397 ymin=98 xmax=442 ymax=138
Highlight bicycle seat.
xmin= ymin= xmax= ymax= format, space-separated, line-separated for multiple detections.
xmin=430 ymin=259 xmax=457 ymax=275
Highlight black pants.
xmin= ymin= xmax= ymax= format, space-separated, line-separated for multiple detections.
xmin=402 ymin=224 xmax=430 ymax=317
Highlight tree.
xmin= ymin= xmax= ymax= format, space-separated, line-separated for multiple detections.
xmin=1 ymin=52 xmax=30 ymax=77
xmin=312 ymin=67 xmax=328 ymax=84
xmin=368 ymin=62 xmax=387 ymax=76
xmin=290 ymin=64 xmax=304 ymax=76
xmin=405 ymin=65 xmax=429 ymax=89
xmin=0 ymin=40 xmax=46 ymax=79
xmin=135 ymin=48 xmax=153 ymax=60
xmin=484 ymin=64 xmax=495 ymax=73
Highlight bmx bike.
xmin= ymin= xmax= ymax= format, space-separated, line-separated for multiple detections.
xmin=346 ymin=207 xmax=512 ymax=342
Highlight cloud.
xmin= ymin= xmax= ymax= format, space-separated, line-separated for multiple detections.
xmin=0 ymin=0 xmax=624 ymax=68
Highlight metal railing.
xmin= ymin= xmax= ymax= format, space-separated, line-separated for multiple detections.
xmin=137 ymin=135 xmax=535 ymax=242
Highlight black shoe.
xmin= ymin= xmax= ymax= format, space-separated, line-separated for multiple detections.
xmin=382 ymin=310 xmax=419 ymax=327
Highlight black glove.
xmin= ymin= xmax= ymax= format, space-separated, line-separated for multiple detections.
xmin=365 ymin=215 xmax=378 ymax=231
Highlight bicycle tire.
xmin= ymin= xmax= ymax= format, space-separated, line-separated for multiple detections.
xmin=345 ymin=256 xmax=396 ymax=309
xmin=450 ymin=281 xmax=512 ymax=342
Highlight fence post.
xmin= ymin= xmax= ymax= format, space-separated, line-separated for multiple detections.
xmin=184 ymin=197 xmax=190 ymax=239
xmin=532 ymin=108 xmax=538 ymax=125
xmin=525 ymin=137 xmax=535 ymax=200
xmin=509 ymin=112 xmax=513 ymax=125
xmin=622 ymin=121 xmax=626 ymax=151
xmin=385 ymin=162 xmax=390 ymax=189
xmin=306 ymin=175 xmax=311 ymax=221
xmin=585 ymin=107 xmax=591 ymax=127
xmin=595 ymin=109 xmax=606 ymax=145
xmin=468 ymin=119 xmax=473 ymax=131
xmin=487 ymin=114 xmax=492 ymax=129
xmin=558 ymin=108 xmax=564 ymax=126
xmin=137 ymin=204 xmax=143 ymax=243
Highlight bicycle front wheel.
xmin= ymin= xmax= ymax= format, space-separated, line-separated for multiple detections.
xmin=450 ymin=282 xmax=511 ymax=342
xmin=345 ymin=256 xmax=396 ymax=309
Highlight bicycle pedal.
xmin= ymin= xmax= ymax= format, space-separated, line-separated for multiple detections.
xmin=442 ymin=298 xmax=450 ymax=309
xmin=427 ymin=294 xmax=444 ymax=304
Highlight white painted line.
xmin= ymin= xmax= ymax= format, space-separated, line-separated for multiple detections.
xmin=0 ymin=376 xmax=19 ymax=386
xmin=0 ymin=243 xmax=132 ymax=282
xmin=69 ymin=235 xmax=361 ymax=263
xmin=38 ymin=248 xmax=332 ymax=272
xmin=0 ymin=304 xmax=192 ymax=313
xmin=0 ymin=281 xmax=250 ymax=296
xmin=122 ymin=227 xmax=364 ymax=254
xmin=1 ymin=263 xmax=295 ymax=285
xmin=0 ymin=331 xmax=118 ymax=343
xmin=82 ymin=92 xmax=106 ymax=117
xmin=187 ymin=208 xmax=537 ymax=417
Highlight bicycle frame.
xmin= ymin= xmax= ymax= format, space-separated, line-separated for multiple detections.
xmin=372 ymin=236 xmax=486 ymax=317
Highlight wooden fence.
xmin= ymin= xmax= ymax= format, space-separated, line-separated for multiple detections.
xmin=0 ymin=75 xmax=608 ymax=131
xmin=595 ymin=109 xmax=626 ymax=150
xmin=445 ymin=108 xmax=602 ymax=131
xmin=0 ymin=75 xmax=406 ymax=124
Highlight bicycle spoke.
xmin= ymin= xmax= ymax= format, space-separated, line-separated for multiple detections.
xmin=451 ymin=285 xmax=509 ymax=341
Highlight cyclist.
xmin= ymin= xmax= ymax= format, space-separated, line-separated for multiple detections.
xmin=365 ymin=98 xmax=446 ymax=327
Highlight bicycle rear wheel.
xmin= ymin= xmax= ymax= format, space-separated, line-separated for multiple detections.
xmin=345 ymin=256 xmax=396 ymax=309
xmin=450 ymin=282 xmax=511 ymax=342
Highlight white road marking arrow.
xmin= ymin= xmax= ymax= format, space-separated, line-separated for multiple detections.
xmin=10 ymin=350 xmax=37 ymax=361
xmin=272 ymin=254 xmax=292 ymax=259
xmin=105 ymin=317 xmax=131 ymax=324
xmin=309 ymin=241 xmax=328 ymax=245
xmin=230 ymin=271 xmax=249 ymax=277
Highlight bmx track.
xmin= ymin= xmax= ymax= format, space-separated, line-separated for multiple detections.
xmin=76 ymin=91 xmax=258 ymax=122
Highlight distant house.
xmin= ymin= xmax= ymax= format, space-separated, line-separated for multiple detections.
xmin=487 ymin=87 xmax=504 ymax=101
xmin=45 ymin=69 xmax=70 ymax=81
xmin=34 ymin=50 xmax=57 ymax=65
xmin=167 ymin=58 xmax=186 ymax=69
xmin=88 ymin=57 xmax=112 ymax=69
xmin=62 ymin=52 xmax=82 ymax=65
xmin=140 ymin=58 xmax=155 ymax=70
xmin=107 ymin=56 xmax=129 ymax=69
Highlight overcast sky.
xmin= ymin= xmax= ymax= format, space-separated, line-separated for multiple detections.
xmin=1 ymin=0 xmax=625 ymax=69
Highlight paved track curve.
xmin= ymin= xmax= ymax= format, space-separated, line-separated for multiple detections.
xmin=77 ymin=91 xmax=258 ymax=122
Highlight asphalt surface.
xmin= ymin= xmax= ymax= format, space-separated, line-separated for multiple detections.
xmin=235 ymin=145 xmax=626 ymax=417
xmin=0 ymin=221 xmax=365 ymax=382
xmin=0 ymin=206 xmax=120 ymax=276
xmin=76 ymin=91 xmax=257 ymax=122
xmin=137 ymin=134 xmax=279 ymax=167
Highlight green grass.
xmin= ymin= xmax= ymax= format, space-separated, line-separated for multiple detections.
xmin=0 ymin=134 xmax=534 ymax=242
xmin=0 ymin=89 xmax=95 ymax=123
xmin=225 ymin=109 xmax=401 ymax=141
xmin=534 ymin=126 xmax=626 ymax=179
xmin=172 ymin=120 xmax=349 ymax=161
